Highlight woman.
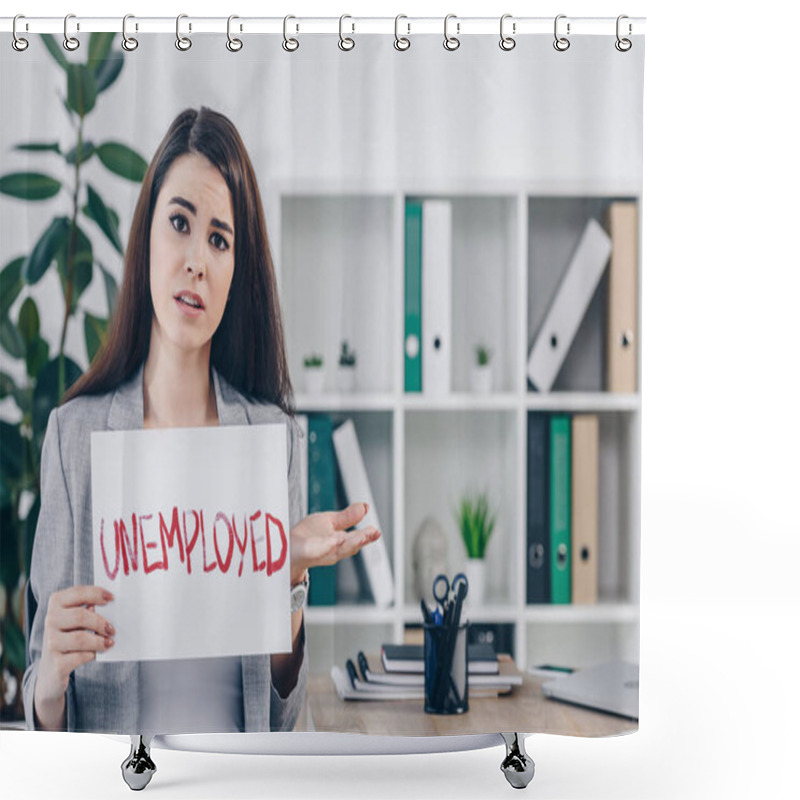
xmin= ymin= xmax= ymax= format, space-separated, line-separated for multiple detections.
xmin=22 ymin=107 xmax=379 ymax=735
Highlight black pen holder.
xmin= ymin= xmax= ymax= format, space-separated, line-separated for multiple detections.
xmin=424 ymin=622 xmax=469 ymax=715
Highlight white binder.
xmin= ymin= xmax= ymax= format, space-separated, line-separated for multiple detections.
xmin=422 ymin=201 xmax=452 ymax=396
xmin=332 ymin=419 xmax=394 ymax=608
xmin=527 ymin=218 xmax=612 ymax=392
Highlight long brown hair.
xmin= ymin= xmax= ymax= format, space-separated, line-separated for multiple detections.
xmin=63 ymin=107 xmax=295 ymax=416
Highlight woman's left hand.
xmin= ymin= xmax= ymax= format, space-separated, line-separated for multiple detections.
xmin=289 ymin=502 xmax=380 ymax=584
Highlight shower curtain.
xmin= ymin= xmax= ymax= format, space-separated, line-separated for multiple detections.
xmin=0 ymin=20 xmax=645 ymax=743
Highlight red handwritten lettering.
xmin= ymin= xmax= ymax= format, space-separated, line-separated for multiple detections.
xmin=250 ymin=511 xmax=266 ymax=573
xmin=232 ymin=515 xmax=247 ymax=578
xmin=159 ymin=506 xmax=184 ymax=569
xmin=183 ymin=510 xmax=200 ymax=575
xmin=116 ymin=515 xmax=138 ymax=576
xmin=265 ymin=513 xmax=287 ymax=576
xmin=213 ymin=512 xmax=234 ymax=574
xmin=200 ymin=510 xmax=217 ymax=573
xmin=99 ymin=518 xmax=120 ymax=580
xmin=138 ymin=514 xmax=164 ymax=574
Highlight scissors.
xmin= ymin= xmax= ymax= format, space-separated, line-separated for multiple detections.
xmin=432 ymin=572 xmax=469 ymax=625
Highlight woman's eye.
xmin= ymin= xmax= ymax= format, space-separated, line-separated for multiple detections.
xmin=210 ymin=232 xmax=229 ymax=251
xmin=169 ymin=213 xmax=188 ymax=233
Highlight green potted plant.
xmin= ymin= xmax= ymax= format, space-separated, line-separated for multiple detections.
xmin=0 ymin=33 xmax=146 ymax=723
xmin=302 ymin=352 xmax=324 ymax=394
xmin=337 ymin=339 xmax=357 ymax=393
xmin=454 ymin=490 xmax=497 ymax=607
xmin=470 ymin=343 xmax=493 ymax=394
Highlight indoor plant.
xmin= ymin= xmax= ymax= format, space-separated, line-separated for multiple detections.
xmin=302 ymin=353 xmax=325 ymax=394
xmin=337 ymin=339 xmax=357 ymax=392
xmin=454 ymin=490 xmax=497 ymax=606
xmin=470 ymin=344 xmax=493 ymax=394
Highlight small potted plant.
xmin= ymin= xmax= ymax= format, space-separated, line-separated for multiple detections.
xmin=337 ymin=340 xmax=357 ymax=392
xmin=454 ymin=490 xmax=497 ymax=607
xmin=303 ymin=353 xmax=325 ymax=394
xmin=470 ymin=344 xmax=493 ymax=394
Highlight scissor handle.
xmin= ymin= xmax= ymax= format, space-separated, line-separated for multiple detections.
xmin=432 ymin=573 xmax=450 ymax=605
xmin=451 ymin=572 xmax=469 ymax=599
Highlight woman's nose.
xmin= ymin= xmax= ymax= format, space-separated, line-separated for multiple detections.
xmin=184 ymin=241 xmax=205 ymax=278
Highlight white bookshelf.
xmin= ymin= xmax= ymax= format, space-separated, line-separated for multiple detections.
xmin=271 ymin=183 xmax=641 ymax=674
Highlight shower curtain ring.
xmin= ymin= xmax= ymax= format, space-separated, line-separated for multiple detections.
xmin=283 ymin=15 xmax=299 ymax=52
xmin=553 ymin=14 xmax=570 ymax=51
xmin=394 ymin=15 xmax=410 ymax=51
xmin=339 ymin=15 xmax=355 ymax=51
xmin=12 ymin=15 xmax=29 ymax=52
xmin=175 ymin=14 xmax=192 ymax=51
xmin=227 ymin=15 xmax=243 ymax=52
xmin=615 ymin=15 xmax=632 ymax=51
xmin=443 ymin=14 xmax=460 ymax=51
xmin=63 ymin=14 xmax=80 ymax=51
xmin=499 ymin=14 xmax=516 ymax=51
xmin=122 ymin=15 xmax=138 ymax=51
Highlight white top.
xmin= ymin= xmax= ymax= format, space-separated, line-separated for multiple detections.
xmin=138 ymin=657 xmax=244 ymax=734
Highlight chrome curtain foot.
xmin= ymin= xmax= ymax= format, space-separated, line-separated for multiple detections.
xmin=121 ymin=735 xmax=157 ymax=791
xmin=500 ymin=732 xmax=535 ymax=789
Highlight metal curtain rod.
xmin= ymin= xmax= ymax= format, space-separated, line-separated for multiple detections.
xmin=0 ymin=16 xmax=646 ymax=36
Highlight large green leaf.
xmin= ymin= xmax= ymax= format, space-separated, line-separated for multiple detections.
xmin=15 ymin=143 xmax=61 ymax=154
xmin=94 ymin=51 xmax=124 ymax=93
xmin=84 ymin=312 xmax=108 ymax=363
xmin=97 ymin=262 xmax=119 ymax=317
xmin=32 ymin=357 xmax=82 ymax=447
xmin=56 ymin=226 xmax=94 ymax=313
xmin=0 ymin=504 xmax=20 ymax=591
xmin=17 ymin=298 xmax=39 ymax=345
xmin=88 ymin=32 xmax=115 ymax=63
xmin=40 ymin=34 xmax=69 ymax=70
xmin=23 ymin=217 xmax=70 ymax=285
xmin=26 ymin=337 xmax=50 ymax=380
xmin=0 ymin=372 xmax=16 ymax=401
xmin=0 ymin=173 xmax=61 ymax=201
xmin=0 ymin=421 xmax=24 ymax=483
xmin=0 ymin=258 xmax=25 ymax=320
xmin=66 ymin=63 xmax=98 ymax=117
xmin=0 ymin=319 xmax=25 ymax=359
xmin=83 ymin=184 xmax=123 ymax=254
xmin=1 ymin=617 xmax=26 ymax=672
xmin=65 ymin=140 xmax=95 ymax=166
xmin=95 ymin=142 xmax=148 ymax=182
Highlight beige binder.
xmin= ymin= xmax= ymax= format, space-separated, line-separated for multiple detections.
xmin=571 ymin=414 xmax=598 ymax=604
xmin=606 ymin=202 xmax=638 ymax=393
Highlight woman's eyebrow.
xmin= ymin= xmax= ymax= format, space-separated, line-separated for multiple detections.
xmin=169 ymin=196 xmax=233 ymax=235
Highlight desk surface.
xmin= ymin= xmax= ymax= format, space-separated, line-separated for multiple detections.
xmin=303 ymin=670 xmax=637 ymax=738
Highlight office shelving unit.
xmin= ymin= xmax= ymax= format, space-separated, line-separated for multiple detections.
xmin=269 ymin=180 xmax=641 ymax=674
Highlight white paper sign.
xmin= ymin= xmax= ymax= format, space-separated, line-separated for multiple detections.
xmin=91 ymin=424 xmax=291 ymax=662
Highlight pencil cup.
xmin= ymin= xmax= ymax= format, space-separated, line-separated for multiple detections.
xmin=424 ymin=622 xmax=469 ymax=714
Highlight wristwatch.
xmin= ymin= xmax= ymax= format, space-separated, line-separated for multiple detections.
xmin=290 ymin=573 xmax=309 ymax=613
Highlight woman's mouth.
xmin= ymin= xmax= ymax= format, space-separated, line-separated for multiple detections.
xmin=174 ymin=291 xmax=205 ymax=316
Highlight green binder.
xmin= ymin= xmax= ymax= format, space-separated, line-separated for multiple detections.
xmin=550 ymin=414 xmax=572 ymax=604
xmin=404 ymin=200 xmax=423 ymax=392
xmin=307 ymin=415 xmax=337 ymax=606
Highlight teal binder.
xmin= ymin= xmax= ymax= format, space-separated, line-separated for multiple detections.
xmin=404 ymin=200 xmax=422 ymax=392
xmin=550 ymin=414 xmax=572 ymax=604
xmin=307 ymin=415 xmax=337 ymax=606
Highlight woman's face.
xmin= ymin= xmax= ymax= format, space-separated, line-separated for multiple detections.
xmin=149 ymin=152 xmax=235 ymax=358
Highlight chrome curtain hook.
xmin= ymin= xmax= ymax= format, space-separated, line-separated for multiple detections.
xmin=339 ymin=14 xmax=355 ymax=51
xmin=12 ymin=14 xmax=29 ymax=52
xmin=122 ymin=14 xmax=138 ymax=51
xmin=443 ymin=14 xmax=460 ymax=51
xmin=227 ymin=15 xmax=243 ymax=51
xmin=175 ymin=14 xmax=192 ymax=51
xmin=615 ymin=14 xmax=632 ymax=51
xmin=553 ymin=14 xmax=571 ymax=51
xmin=394 ymin=14 xmax=410 ymax=51
xmin=63 ymin=13 xmax=80 ymax=51
xmin=282 ymin=15 xmax=299 ymax=52
xmin=500 ymin=14 xmax=516 ymax=51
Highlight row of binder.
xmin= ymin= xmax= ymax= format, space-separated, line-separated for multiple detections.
xmin=527 ymin=412 xmax=600 ymax=605
xmin=297 ymin=413 xmax=395 ymax=608
xmin=404 ymin=199 xmax=638 ymax=394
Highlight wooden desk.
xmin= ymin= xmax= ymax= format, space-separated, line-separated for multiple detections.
xmin=303 ymin=671 xmax=637 ymax=738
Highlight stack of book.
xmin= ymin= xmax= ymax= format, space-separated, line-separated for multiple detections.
xmin=331 ymin=644 xmax=523 ymax=701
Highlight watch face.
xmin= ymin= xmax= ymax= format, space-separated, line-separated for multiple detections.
xmin=291 ymin=580 xmax=308 ymax=613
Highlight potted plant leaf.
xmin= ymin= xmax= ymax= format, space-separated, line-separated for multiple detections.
xmin=470 ymin=344 xmax=493 ymax=394
xmin=302 ymin=353 xmax=324 ymax=394
xmin=337 ymin=340 xmax=357 ymax=393
xmin=454 ymin=490 xmax=497 ymax=607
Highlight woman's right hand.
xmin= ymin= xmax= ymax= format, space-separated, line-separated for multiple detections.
xmin=33 ymin=585 xmax=115 ymax=730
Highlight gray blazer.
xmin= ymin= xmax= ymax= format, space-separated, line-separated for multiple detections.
xmin=22 ymin=363 xmax=308 ymax=733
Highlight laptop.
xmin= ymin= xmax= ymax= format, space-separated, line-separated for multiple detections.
xmin=541 ymin=660 xmax=639 ymax=720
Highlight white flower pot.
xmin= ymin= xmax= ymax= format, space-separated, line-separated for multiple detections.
xmin=337 ymin=365 xmax=356 ymax=393
xmin=303 ymin=366 xmax=325 ymax=394
xmin=470 ymin=364 xmax=492 ymax=394
xmin=464 ymin=558 xmax=487 ymax=610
